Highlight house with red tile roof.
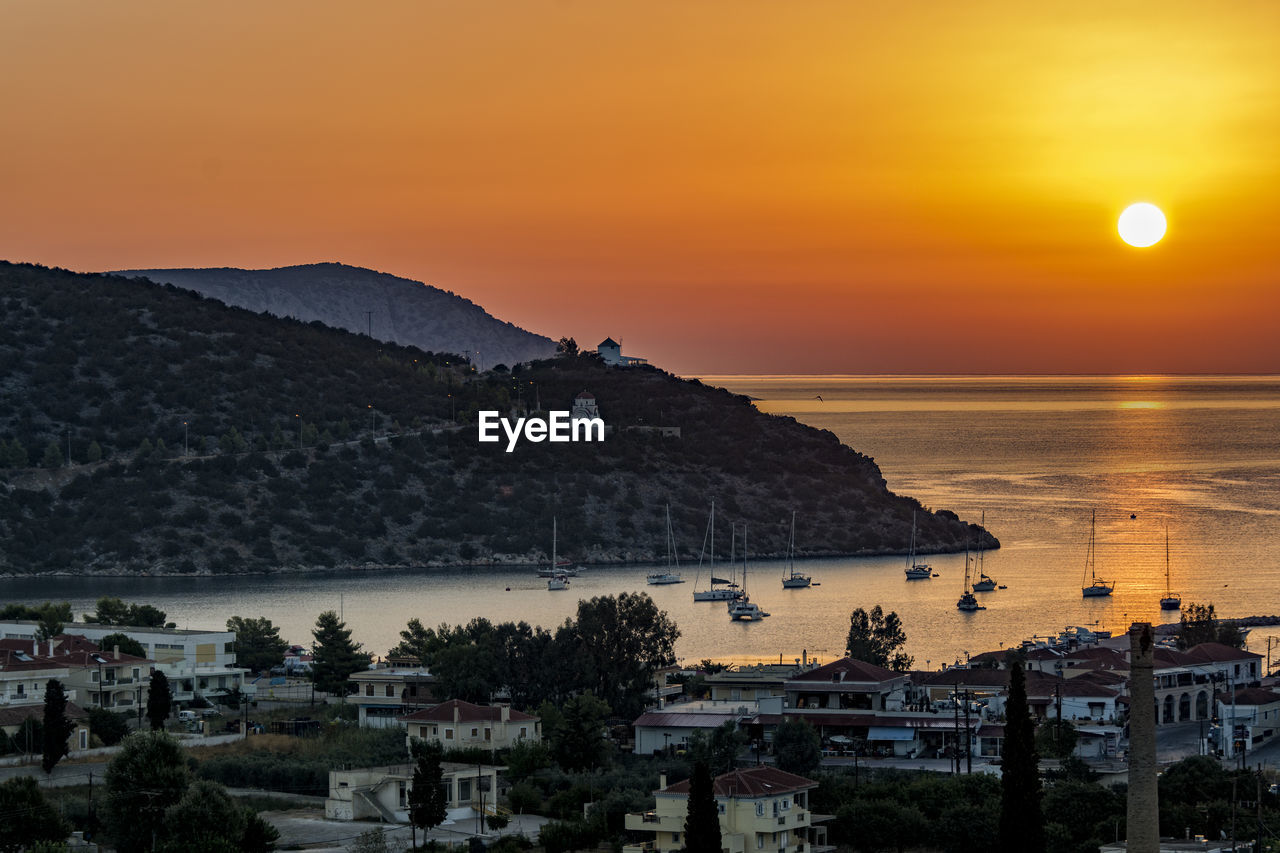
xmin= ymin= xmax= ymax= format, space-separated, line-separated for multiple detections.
xmin=623 ymin=766 xmax=833 ymax=853
xmin=399 ymin=699 xmax=540 ymax=751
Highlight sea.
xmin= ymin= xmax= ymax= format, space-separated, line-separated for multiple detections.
xmin=4 ymin=375 xmax=1279 ymax=673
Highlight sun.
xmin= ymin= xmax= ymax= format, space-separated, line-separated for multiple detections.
xmin=1117 ymin=203 xmax=1167 ymax=248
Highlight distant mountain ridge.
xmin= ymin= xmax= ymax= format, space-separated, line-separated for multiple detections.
xmin=113 ymin=263 xmax=555 ymax=367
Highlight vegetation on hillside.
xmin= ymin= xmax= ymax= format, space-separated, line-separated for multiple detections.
xmin=0 ymin=261 xmax=995 ymax=575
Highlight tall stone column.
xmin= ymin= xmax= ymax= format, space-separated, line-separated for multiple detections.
xmin=1127 ymin=622 xmax=1159 ymax=852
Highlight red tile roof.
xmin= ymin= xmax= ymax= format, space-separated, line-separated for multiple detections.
xmin=1183 ymin=643 xmax=1262 ymax=664
xmin=661 ymin=766 xmax=816 ymax=797
xmin=788 ymin=657 xmax=901 ymax=685
xmin=0 ymin=701 xmax=88 ymax=728
xmin=399 ymin=699 xmax=537 ymax=724
xmin=1223 ymin=687 xmax=1280 ymax=706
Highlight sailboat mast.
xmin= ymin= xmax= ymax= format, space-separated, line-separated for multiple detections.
xmin=552 ymin=516 xmax=557 ymax=568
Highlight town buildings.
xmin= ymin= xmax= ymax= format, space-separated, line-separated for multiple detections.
xmin=400 ymin=699 xmax=540 ymax=751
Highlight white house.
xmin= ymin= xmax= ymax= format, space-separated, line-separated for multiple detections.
xmin=400 ymin=699 xmax=540 ymax=751
xmin=623 ymin=767 xmax=832 ymax=853
xmin=1216 ymin=686 xmax=1280 ymax=760
xmin=350 ymin=662 xmax=437 ymax=729
xmin=597 ymin=337 xmax=648 ymax=367
xmin=326 ymin=762 xmax=503 ymax=824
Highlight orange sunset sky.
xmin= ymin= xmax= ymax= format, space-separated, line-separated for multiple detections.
xmin=2 ymin=1 xmax=1278 ymax=374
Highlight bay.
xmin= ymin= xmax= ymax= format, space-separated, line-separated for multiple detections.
xmin=5 ymin=375 xmax=1279 ymax=672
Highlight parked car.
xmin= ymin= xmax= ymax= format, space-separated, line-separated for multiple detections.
xmin=201 ymin=708 xmax=222 ymax=718
xmin=178 ymin=710 xmax=198 ymax=722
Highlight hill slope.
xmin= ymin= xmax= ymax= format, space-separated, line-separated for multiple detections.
xmin=0 ymin=262 xmax=995 ymax=575
xmin=114 ymin=263 xmax=555 ymax=368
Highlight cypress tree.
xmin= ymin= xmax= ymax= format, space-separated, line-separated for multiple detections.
xmin=147 ymin=670 xmax=172 ymax=731
xmin=683 ymin=760 xmax=722 ymax=853
xmin=998 ymin=660 xmax=1044 ymax=852
xmin=310 ymin=610 xmax=369 ymax=697
xmin=42 ymin=679 xmax=76 ymax=773
xmin=408 ymin=740 xmax=448 ymax=849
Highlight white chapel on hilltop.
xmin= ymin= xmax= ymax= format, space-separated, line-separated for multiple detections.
xmin=571 ymin=391 xmax=600 ymax=421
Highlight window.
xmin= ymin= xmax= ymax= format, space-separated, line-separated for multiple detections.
xmin=718 ymin=803 xmax=726 ymax=814
xmin=757 ymin=835 xmax=765 ymax=849
xmin=484 ymin=728 xmax=491 ymax=741
xmin=445 ymin=728 xmax=454 ymax=740
xmin=133 ymin=668 xmax=140 ymax=680
xmin=471 ymin=727 xmax=479 ymax=737
xmin=16 ymin=683 xmax=25 ymax=696
xmin=399 ymin=781 xmax=408 ymax=808
xmin=366 ymin=684 xmax=375 ymax=696
xmin=520 ymin=727 xmax=528 ymax=738
xmin=672 ymin=833 xmax=680 ymax=844
xmin=756 ymin=802 xmax=765 ymax=816
xmin=782 ymin=798 xmax=790 ymax=811
xmin=431 ymin=726 xmax=438 ymax=736
xmin=386 ymin=685 xmax=395 ymax=697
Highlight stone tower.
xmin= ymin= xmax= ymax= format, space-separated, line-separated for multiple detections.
xmin=1126 ymin=622 xmax=1159 ymax=852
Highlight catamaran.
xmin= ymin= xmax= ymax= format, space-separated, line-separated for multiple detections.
xmin=647 ymin=504 xmax=685 ymax=585
xmin=1081 ymin=510 xmax=1114 ymax=597
xmin=904 ymin=511 xmax=933 ymax=579
xmin=693 ymin=501 xmax=743 ymax=601
xmin=781 ymin=510 xmax=813 ymax=588
xmin=1159 ymin=523 xmax=1181 ymax=610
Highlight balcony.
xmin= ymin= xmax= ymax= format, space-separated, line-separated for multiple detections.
xmin=624 ymin=811 xmax=682 ymax=832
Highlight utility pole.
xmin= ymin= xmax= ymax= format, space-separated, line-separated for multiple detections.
xmin=953 ymin=690 xmax=961 ymax=775
xmin=963 ymin=689 xmax=972 ymax=774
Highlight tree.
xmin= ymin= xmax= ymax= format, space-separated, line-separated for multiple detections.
xmin=556 ymin=336 xmax=580 ymax=357
xmin=773 ymin=717 xmax=822 ymax=776
xmin=541 ymin=693 xmax=611 ymax=772
xmin=99 ymin=632 xmax=147 ymax=658
xmin=41 ymin=440 xmax=62 ymax=468
xmin=103 ymin=731 xmax=191 ymax=853
xmin=41 ymin=679 xmax=76 ymax=773
xmin=686 ymin=720 xmax=746 ymax=774
xmin=998 ymin=661 xmax=1043 ymax=852
xmin=241 ymin=812 xmax=281 ymax=853
xmin=87 ymin=706 xmax=131 ymax=747
xmin=310 ymin=610 xmax=370 ymax=696
xmin=1034 ymin=718 xmax=1078 ymax=761
xmin=34 ymin=601 xmax=71 ymax=641
xmin=408 ymin=741 xmax=448 ymax=849
xmin=0 ymin=777 xmax=68 ymax=853
xmin=147 ymin=670 xmax=172 ymax=730
xmin=87 ymin=440 xmax=103 ymax=462
xmin=563 ymin=592 xmax=680 ymax=717
xmin=683 ymin=760 xmax=722 ymax=853
xmin=158 ymin=780 xmax=247 ymax=853
xmin=226 ymin=615 xmax=289 ymax=674
xmin=83 ymin=597 xmax=168 ymax=628
xmin=1177 ymin=602 xmax=1244 ymax=650
xmin=845 ymin=605 xmax=913 ymax=671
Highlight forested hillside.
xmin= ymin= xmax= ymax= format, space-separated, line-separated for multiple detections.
xmin=0 ymin=262 xmax=995 ymax=575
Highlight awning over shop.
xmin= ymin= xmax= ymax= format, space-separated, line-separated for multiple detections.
xmin=867 ymin=726 xmax=915 ymax=741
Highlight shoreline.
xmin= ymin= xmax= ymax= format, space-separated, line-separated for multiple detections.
xmin=0 ymin=543 xmax=996 ymax=579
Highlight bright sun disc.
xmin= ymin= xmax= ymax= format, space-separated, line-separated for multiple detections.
xmin=1117 ymin=202 xmax=1167 ymax=248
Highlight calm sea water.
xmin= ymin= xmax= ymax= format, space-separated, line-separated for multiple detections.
xmin=4 ymin=376 xmax=1279 ymax=673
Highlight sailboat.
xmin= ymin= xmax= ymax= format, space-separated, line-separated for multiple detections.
xmin=1081 ymin=510 xmax=1114 ymax=597
xmin=904 ymin=511 xmax=933 ymax=579
xmin=970 ymin=510 xmax=997 ymax=591
xmin=537 ymin=517 xmax=578 ymax=579
xmin=693 ymin=501 xmax=743 ymax=601
xmin=547 ymin=517 xmax=570 ymax=591
xmin=728 ymin=523 xmax=770 ymax=621
xmin=1159 ymin=523 xmax=1181 ymax=610
xmin=956 ymin=543 xmax=982 ymax=611
xmin=781 ymin=510 xmax=813 ymax=588
xmin=647 ymin=505 xmax=685 ymax=585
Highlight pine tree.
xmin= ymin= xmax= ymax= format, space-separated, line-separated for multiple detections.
xmin=310 ymin=611 xmax=369 ymax=697
xmin=87 ymin=440 xmax=102 ymax=463
xmin=42 ymin=679 xmax=76 ymax=773
xmin=41 ymin=440 xmax=62 ymax=469
xmin=147 ymin=670 xmax=172 ymax=731
xmin=998 ymin=660 xmax=1044 ymax=852
xmin=408 ymin=741 xmax=448 ymax=849
xmin=683 ymin=760 xmax=722 ymax=853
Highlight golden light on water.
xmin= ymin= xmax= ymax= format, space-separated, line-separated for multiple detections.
xmin=1119 ymin=401 xmax=1164 ymax=409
